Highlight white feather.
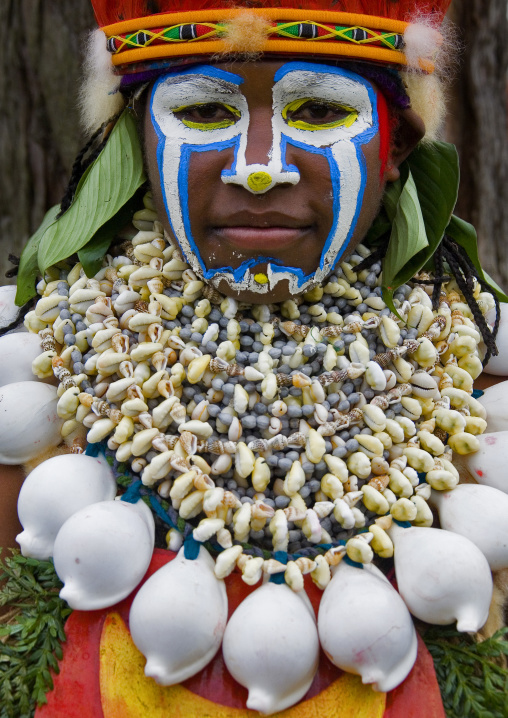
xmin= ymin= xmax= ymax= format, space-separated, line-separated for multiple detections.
xmin=403 ymin=23 xmax=443 ymax=71
xmin=79 ymin=30 xmax=125 ymax=135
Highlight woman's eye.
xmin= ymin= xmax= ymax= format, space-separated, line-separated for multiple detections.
xmin=173 ymin=103 xmax=240 ymax=130
xmin=284 ymin=99 xmax=358 ymax=130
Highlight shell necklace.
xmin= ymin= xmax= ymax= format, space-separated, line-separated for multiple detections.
xmin=29 ymin=190 xmax=492 ymax=591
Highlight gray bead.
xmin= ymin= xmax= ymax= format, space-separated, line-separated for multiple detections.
xmin=302 ymin=345 xmax=316 ymax=358
xmin=73 ymin=362 xmax=84 ymax=374
xmin=285 ymin=450 xmax=300 ymax=462
xmin=321 ymin=517 xmax=332 ymax=532
xmin=342 ymin=382 xmax=353 ymax=396
xmin=207 ymin=405 xmax=220 ymax=417
xmin=332 ymin=446 xmax=347 ymax=458
xmin=349 ymin=426 xmax=361 ymax=437
xmin=287 ymin=405 xmax=302 ymax=418
xmin=278 ymin=458 xmax=292 ymax=472
xmin=345 ymin=438 xmax=359 ymax=452
xmin=242 ymin=415 xmax=256 ymax=429
xmin=268 ymin=347 xmax=282 ymax=358
xmin=299 ymin=484 xmax=311 ymax=498
xmin=256 ymin=416 xmax=270 ymax=429
xmin=248 ymin=352 xmax=259 ymax=363
xmin=275 ymin=495 xmax=290 ymax=508
xmin=302 ymin=462 xmax=314 ymax=474
xmin=302 ymin=405 xmax=314 ymax=417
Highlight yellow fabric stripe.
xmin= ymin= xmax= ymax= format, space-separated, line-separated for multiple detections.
xmin=110 ymin=39 xmax=413 ymax=70
xmin=101 ymin=9 xmax=409 ymax=37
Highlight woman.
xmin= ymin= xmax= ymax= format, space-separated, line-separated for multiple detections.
xmin=2 ymin=1 xmax=508 ymax=716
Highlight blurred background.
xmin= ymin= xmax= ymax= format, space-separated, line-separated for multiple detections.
xmin=0 ymin=0 xmax=507 ymax=288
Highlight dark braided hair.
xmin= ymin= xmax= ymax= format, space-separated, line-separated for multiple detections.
xmin=441 ymin=237 xmax=500 ymax=366
xmin=357 ymin=236 xmax=499 ymax=366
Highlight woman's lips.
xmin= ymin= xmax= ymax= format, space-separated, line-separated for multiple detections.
xmin=213 ymin=226 xmax=311 ymax=251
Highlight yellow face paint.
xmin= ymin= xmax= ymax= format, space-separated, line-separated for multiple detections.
xmin=173 ymin=102 xmax=240 ymax=131
xmin=254 ymin=272 xmax=269 ymax=285
xmin=247 ymin=172 xmax=273 ymax=193
xmin=282 ymin=98 xmax=358 ymax=131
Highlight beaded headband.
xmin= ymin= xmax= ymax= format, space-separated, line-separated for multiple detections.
xmin=92 ymin=2 xmax=451 ymax=76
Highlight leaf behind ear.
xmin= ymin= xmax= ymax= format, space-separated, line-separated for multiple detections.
xmin=15 ymin=205 xmax=60 ymax=306
xmin=379 ymin=141 xmax=461 ymax=306
xmin=406 ymin=141 xmax=459 ymax=248
xmin=37 ymin=109 xmax=146 ymax=274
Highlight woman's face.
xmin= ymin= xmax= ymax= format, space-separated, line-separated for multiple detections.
xmin=144 ymin=60 xmax=396 ymax=304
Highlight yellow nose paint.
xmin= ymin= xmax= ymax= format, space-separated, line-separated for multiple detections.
xmin=254 ymin=273 xmax=269 ymax=285
xmin=247 ymin=171 xmax=272 ymax=192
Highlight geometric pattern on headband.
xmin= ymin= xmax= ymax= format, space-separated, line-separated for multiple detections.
xmin=107 ymin=21 xmax=405 ymax=55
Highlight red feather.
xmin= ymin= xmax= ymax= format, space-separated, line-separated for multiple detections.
xmin=92 ymin=0 xmax=452 ymax=28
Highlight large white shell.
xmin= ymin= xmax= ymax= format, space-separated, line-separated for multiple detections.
xmin=318 ymin=560 xmax=417 ymax=692
xmin=430 ymin=484 xmax=508 ymax=570
xmin=484 ymin=307 xmax=508 ymax=375
xmin=389 ymin=522 xmax=492 ymax=632
xmin=0 ymin=381 xmax=63 ymax=464
xmin=478 ymin=384 xmax=508 ymax=432
xmin=54 ymin=499 xmax=154 ymax=610
xmin=222 ymin=581 xmax=319 ymax=715
xmin=459 ymin=431 xmax=508 ymax=492
xmin=16 ymin=453 xmax=117 ymax=560
xmin=0 ymin=332 xmax=44 ymax=387
xmin=0 ymin=285 xmax=22 ymax=330
xmin=129 ymin=546 xmax=227 ymax=685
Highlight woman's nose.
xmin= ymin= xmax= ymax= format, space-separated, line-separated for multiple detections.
xmin=221 ymin=107 xmax=300 ymax=194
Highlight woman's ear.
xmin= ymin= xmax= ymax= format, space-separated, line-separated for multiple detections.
xmin=384 ymin=108 xmax=426 ymax=182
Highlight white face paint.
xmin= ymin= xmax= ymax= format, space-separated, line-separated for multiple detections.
xmin=150 ymin=62 xmax=379 ymax=295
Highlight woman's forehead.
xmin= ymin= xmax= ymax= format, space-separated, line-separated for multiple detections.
xmin=150 ymin=60 xmax=378 ymax=105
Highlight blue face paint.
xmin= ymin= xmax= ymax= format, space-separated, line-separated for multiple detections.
xmin=149 ymin=61 xmax=379 ymax=295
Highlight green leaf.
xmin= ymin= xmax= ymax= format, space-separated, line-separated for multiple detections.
xmin=381 ymin=169 xmax=429 ymax=312
xmin=15 ymin=205 xmax=60 ymax=306
xmin=383 ymin=169 xmax=429 ymax=282
xmin=37 ymin=109 xmax=146 ymax=275
xmin=446 ymin=215 xmax=508 ymax=303
xmin=406 ymin=141 xmax=459 ymax=249
xmin=378 ymin=141 xmax=460 ymax=304
xmin=78 ymin=188 xmax=145 ymax=277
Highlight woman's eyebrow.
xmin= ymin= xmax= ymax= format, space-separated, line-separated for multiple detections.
xmin=160 ymin=75 xmax=238 ymax=95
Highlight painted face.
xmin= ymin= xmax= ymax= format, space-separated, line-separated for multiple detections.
xmin=147 ymin=61 xmax=385 ymax=302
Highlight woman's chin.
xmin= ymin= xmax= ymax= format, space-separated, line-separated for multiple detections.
xmin=214 ymin=275 xmax=300 ymax=305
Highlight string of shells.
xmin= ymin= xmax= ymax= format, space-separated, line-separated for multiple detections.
xmin=26 ymin=190 xmax=494 ymax=593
